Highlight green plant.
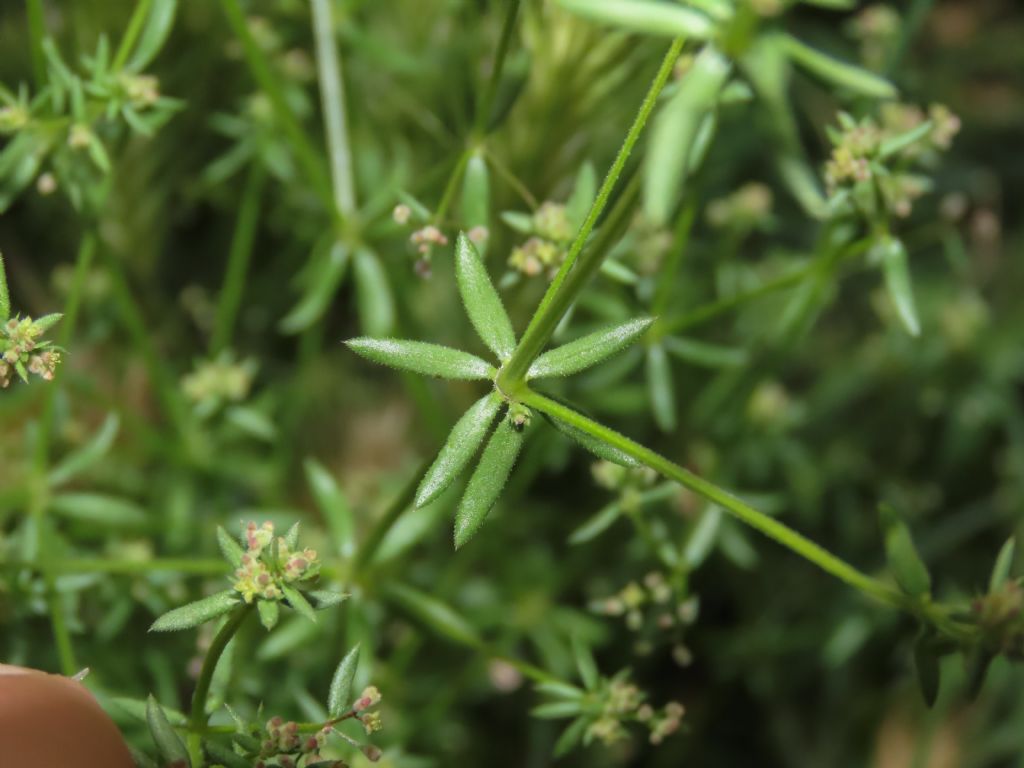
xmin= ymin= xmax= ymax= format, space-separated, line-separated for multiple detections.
xmin=2 ymin=0 xmax=1023 ymax=766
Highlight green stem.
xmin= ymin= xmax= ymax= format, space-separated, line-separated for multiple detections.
xmin=25 ymin=0 xmax=47 ymax=88
xmin=188 ymin=604 xmax=253 ymax=764
xmin=211 ymin=164 xmax=265 ymax=354
xmin=220 ymin=0 xmax=338 ymax=223
xmin=311 ymin=0 xmax=357 ymax=216
xmin=497 ymin=39 xmax=683 ymax=389
xmin=472 ymin=0 xmax=521 ymax=137
xmin=519 ymin=389 xmax=905 ymax=608
xmin=112 ymin=0 xmax=153 ymax=71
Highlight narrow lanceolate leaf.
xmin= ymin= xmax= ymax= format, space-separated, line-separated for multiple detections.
xmin=454 ymin=413 xmax=525 ymax=549
xmin=31 ymin=313 xmax=62 ymax=334
xmin=565 ymin=162 xmax=597 ymax=232
xmin=354 ymin=249 xmax=395 ymax=337
xmin=216 ymin=525 xmax=245 ymax=567
xmin=989 ymin=537 xmax=1016 ymax=592
xmin=149 ymin=590 xmax=239 ymax=632
xmin=780 ymin=34 xmax=897 ymax=99
xmin=283 ymin=521 xmax=300 ymax=549
xmin=416 ymin=392 xmax=503 ymax=508
xmin=878 ymin=237 xmax=920 ymax=337
xmin=913 ymin=634 xmax=941 ymax=708
xmin=0 ymin=252 xmax=9 ymax=322
xmin=257 ymin=599 xmax=280 ymax=631
xmin=528 ymin=318 xmax=654 ymax=380
xmin=282 ymin=584 xmax=317 ymax=623
xmin=328 ymin=644 xmax=361 ymax=717
xmin=879 ymin=503 xmax=931 ymax=598
xmin=460 ymin=151 xmax=490 ymax=231
xmin=48 ymin=414 xmax=120 ymax=486
xmin=455 ymin=234 xmax=516 ymax=361
xmin=49 ymin=493 xmax=148 ymax=530
xmin=556 ymin=0 xmax=715 ymax=40
xmin=879 ymin=120 xmax=934 ymax=159
xmin=646 ymin=342 xmax=676 ymax=432
xmin=547 ymin=411 xmax=641 ymax=468
xmin=572 ymin=636 xmax=599 ymax=691
xmin=126 ymin=0 xmax=179 ymax=71
xmin=146 ymin=696 xmax=190 ymax=767
xmin=382 ymin=583 xmax=482 ymax=647
xmin=554 ymin=716 xmax=590 ymax=758
xmin=569 ymin=502 xmax=623 ymax=545
xmin=644 ymin=45 xmax=730 ymax=225
xmin=280 ymin=241 xmax=349 ymax=334
xmin=304 ymin=459 xmax=354 ymax=557
xmin=346 ymin=338 xmax=495 ymax=379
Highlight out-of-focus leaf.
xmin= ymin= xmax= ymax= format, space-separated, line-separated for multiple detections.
xmin=989 ymin=537 xmax=1016 ymax=592
xmin=879 ymin=503 xmax=931 ymax=598
xmin=354 ymin=248 xmax=395 ymax=337
xmin=556 ymin=0 xmax=715 ymax=40
xmin=258 ymin=599 xmax=280 ymax=631
xmin=48 ymin=414 xmax=120 ymax=486
xmin=571 ymin=635 xmax=599 ymax=690
xmin=383 ymin=583 xmax=482 ymax=647
xmin=280 ymin=241 xmax=349 ymax=334
xmin=126 ymin=0 xmax=179 ymax=71
xmin=780 ymin=34 xmax=897 ymax=98
xmin=216 ymin=525 xmax=245 ymax=567
xmin=877 ymin=237 xmax=920 ymax=337
xmin=50 ymin=493 xmax=148 ymax=529
xmin=644 ymin=45 xmax=730 ymax=225
xmin=146 ymin=695 xmax=190 ymax=767
xmin=913 ymin=633 xmax=941 ymax=707
xmin=304 ymin=459 xmax=354 ymax=557
xmin=460 ymin=150 xmax=490 ymax=232
xmin=646 ymin=342 xmax=676 ymax=432
xmin=565 ymin=162 xmax=597 ymax=232
xmin=282 ymin=584 xmax=317 ymax=623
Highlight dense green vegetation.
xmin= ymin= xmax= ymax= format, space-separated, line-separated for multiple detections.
xmin=1 ymin=1 xmax=1023 ymax=765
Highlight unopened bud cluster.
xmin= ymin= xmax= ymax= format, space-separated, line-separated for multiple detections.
xmin=508 ymin=202 xmax=572 ymax=279
xmin=1 ymin=316 xmax=62 ymax=388
xmin=593 ymin=572 xmax=698 ymax=664
xmin=254 ymin=717 xmax=333 ymax=768
xmin=824 ymin=105 xmax=960 ymax=219
xmin=584 ymin=674 xmax=686 ymax=748
xmin=973 ymin=579 xmax=1024 ymax=660
xmin=181 ymin=353 xmax=256 ymax=412
xmin=233 ymin=522 xmax=320 ymax=604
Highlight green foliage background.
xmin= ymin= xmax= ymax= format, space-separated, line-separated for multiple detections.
xmin=1 ymin=0 xmax=1023 ymax=766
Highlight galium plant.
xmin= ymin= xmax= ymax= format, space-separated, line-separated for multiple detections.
xmin=2 ymin=0 xmax=1023 ymax=766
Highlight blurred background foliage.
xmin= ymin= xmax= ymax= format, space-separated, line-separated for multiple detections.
xmin=1 ymin=0 xmax=1023 ymax=766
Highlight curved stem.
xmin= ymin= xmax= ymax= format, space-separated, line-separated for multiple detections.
xmin=497 ymin=38 xmax=683 ymax=389
xmin=519 ymin=389 xmax=906 ymax=609
xmin=187 ymin=604 xmax=254 ymax=764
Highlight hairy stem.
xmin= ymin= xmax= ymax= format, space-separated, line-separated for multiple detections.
xmin=519 ymin=389 xmax=906 ymax=608
xmin=188 ymin=604 xmax=253 ymax=764
xmin=497 ymin=39 xmax=683 ymax=389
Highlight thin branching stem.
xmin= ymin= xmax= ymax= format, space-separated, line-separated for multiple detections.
xmin=519 ymin=388 xmax=906 ymax=609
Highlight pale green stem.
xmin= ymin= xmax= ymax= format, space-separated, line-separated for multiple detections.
xmin=497 ymin=39 xmax=684 ymax=389
xmin=311 ymin=0 xmax=357 ymax=216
